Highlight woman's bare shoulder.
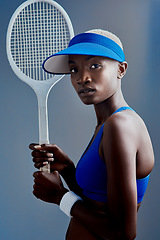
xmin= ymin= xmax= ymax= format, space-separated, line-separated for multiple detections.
xmin=102 ymin=110 xmax=154 ymax=177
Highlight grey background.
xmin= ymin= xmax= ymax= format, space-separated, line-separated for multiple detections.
xmin=1 ymin=0 xmax=160 ymax=239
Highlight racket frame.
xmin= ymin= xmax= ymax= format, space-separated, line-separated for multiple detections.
xmin=6 ymin=0 xmax=74 ymax=172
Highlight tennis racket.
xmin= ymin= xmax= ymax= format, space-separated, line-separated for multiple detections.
xmin=6 ymin=0 xmax=74 ymax=172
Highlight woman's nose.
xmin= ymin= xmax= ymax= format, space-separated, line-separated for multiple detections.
xmin=77 ymin=71 xmax=92 ymax=84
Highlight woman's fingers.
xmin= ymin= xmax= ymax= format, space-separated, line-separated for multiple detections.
xmin=29 ymin=144 xmax=55 ymax=169
xmin=29 ymin=143 xmax=74 ymax=173
xmin=33 ymin=157 xmax=54 ymax=163
xmin=29 ymin=143 xmax=40 ymax=150
xmin=31 ymin=150 xmax=54 ymax=158
xmin=29 ymin=143 xmax=57 ymax=152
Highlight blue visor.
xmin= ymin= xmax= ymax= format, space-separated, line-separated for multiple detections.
xmin=43 ymin=32 xmax=125 ymax=74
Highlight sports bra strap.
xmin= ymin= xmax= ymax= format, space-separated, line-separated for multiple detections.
xmin=112 ymin=106 xmax=134 ymax=115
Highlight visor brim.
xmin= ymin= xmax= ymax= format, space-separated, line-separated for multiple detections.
xmin=42 ymin=42 xmax=125 ymax=74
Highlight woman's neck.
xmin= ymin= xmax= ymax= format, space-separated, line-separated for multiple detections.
xmin=94 ymin=89 xmax=127 ymax=126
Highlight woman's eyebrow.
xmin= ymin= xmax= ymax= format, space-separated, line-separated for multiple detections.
xmin=85 ymin=56 xmax=97 ymax=61
xmin=68 ymin=56 xmax=97 ymax=64
xmin=68 ymin=60 xmax=75 ymax=64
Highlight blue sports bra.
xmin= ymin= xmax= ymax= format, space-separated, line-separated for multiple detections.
xmin=76 ymin=107 xmax=150 ymax=203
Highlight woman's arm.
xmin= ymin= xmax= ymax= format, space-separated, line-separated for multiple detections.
xmin=102 ymin=115 xmax=138 ymax=239
xmin=66 ymin=115 xmax=138 ymax=240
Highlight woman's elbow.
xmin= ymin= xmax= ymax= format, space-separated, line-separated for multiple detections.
xmin=101 ymin=229 xmax=136 ymax=240
xmin=109 ymin=219 xmax=137 ymax=240
xmin=118 ymin=227 xmax=137 ymax=240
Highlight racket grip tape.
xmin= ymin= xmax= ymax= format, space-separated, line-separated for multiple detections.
xmin=40 ymin=163 xmax=50 ymax=173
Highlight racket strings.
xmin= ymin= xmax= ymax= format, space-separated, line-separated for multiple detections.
xmin=10 ymin=2 xmax=71 ymax=80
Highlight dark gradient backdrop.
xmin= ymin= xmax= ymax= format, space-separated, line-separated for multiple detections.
xmin=0 ymin=0 xmax=160 ymax=239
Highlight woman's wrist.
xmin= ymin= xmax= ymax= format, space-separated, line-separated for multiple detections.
xmin=58 ymin=188 xmax=69 ymax=205
xmin=60 ymin=163 xmax=75 ymax=179
xmin=60 ymin=165 xmax=78 ymax=189
xmin=59 ymin=191 xmax=83 ymax=217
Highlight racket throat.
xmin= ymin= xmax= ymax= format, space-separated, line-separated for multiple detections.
xmin=37 ymin=95 xmax=50 ymax=145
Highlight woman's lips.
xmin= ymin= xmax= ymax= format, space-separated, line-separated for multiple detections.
xmin=78 ymin=88 xmax=96 ymax=96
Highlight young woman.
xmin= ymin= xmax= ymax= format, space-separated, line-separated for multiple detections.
xmin=29 ymin=29 xmax=154 ymax=240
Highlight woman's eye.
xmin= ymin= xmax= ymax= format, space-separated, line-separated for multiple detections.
xmin=70 ymin=67 xmax=78 ymax=73
xmin=90 ymin=64 xmax=101 ymax=69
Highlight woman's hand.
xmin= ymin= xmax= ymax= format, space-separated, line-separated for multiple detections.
xmin=33 ymin=170 xmax=68 ymax=205
xmin=29 ymin=143 xmax=75 ymax=176
xmin=29 ymin=143 xmax=82 ymax=195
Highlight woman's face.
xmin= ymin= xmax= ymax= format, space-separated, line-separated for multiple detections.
xmin=68 ymin=55 xmax=120 ymax=105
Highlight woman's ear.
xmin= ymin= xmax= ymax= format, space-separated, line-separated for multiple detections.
xmin=117 ymin=61 xmax=128 ymax=79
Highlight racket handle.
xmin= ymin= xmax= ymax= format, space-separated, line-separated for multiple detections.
xmin=40 ymin=163 xmax=50 ymax=173
xmin=37 ymin=94 xmax=50 ymax=173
